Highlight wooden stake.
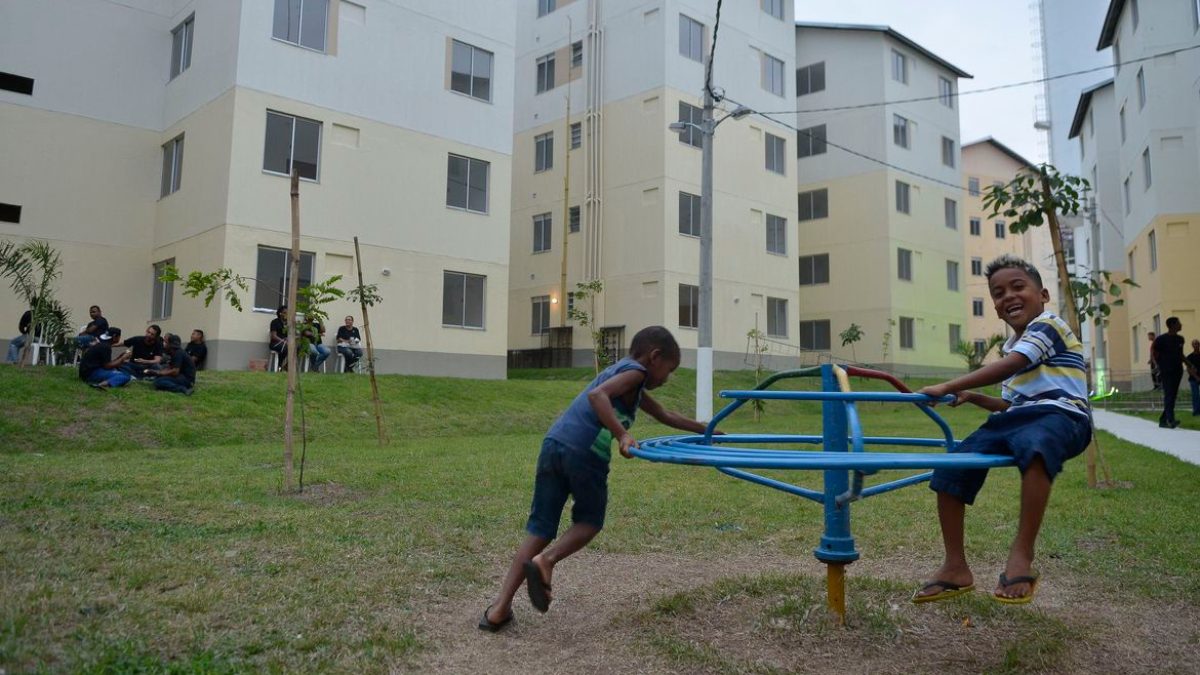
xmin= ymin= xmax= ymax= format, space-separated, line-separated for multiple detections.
xmin=283 ymin=169 xmax=301 ymax=493
xmin=354 ymin=236 xmax=388 ymax=446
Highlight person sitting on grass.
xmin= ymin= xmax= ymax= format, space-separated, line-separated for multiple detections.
xmin=913 ymin=254 xmax=1091 ymax=605
xmin=185 ymin=329 xmax=207 ymax=370
xmin=147 ymin=333 xmax=195 ymax=395
xmin=479 ymin=326 xmax=712 ymax=632
xmin=79 ymin=328 xmax=132 ymax=390
xmin=122 ymin=324 xmax=164 ymax=378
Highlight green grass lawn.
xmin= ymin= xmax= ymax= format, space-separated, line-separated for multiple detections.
xmin=2 ymin=365 xmax=1198 ymax=673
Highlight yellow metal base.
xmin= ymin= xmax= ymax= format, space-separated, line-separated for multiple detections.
xmin=827 ymin=563 xmax=846 ymax=625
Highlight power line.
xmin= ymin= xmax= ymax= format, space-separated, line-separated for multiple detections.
xmin=756 ymin=42 xmax=1200 ymax=116
xmin=705 ymin=0 xmax=724 ymax=100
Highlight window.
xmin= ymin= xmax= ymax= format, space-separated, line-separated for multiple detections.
xmin=0 ymin=72 xmax=34 ymax=96
xmin=762 ymin=53 xmax=786 ymax=97
xmin=272 ymin=0 xmax=329 ymax=52
xmin=679 ymin=15 xmax=704 ymax=63
xmin=571 ymin=40 xmax=583 ymax=68
xmin=443 ymin=271 xmax=485 ymax=328
xmin=798 ymin=189 xmax=828 ymax=221
xmin=1087 ymin=108 xmax=1094 ymax=137
xmin=897 ymin=248 xmax=913 ymax=281
xmin=537 ymin=0 xmax=556 ymax=17
xmin=948 ymin=323 xmax=962 ymax=353
xmin=895 ymin=181 xmax=910 ymax=214
xmin=450 ymin=40 xmax=494 ymax=102
xmin=534 ymin=132 xmax=553 ymax=172
xmin=531 ymin=296 xmax=550 ymax=335
xmin=944 ymin=198 xmax=957 ymax=229
xmin=767 ymin=297 xmax=787 ymax=337
xmin=761 ymin=0 xmax=784 ymax=20
xmin=1136 ymin=68 xmax=1146 ymax=109
xmin=799 ymin=320 xmax=831 ymax=350
xmin=570 ymin=122 xmax=582 ymax=149
xmin=677 ymin=102 xmax=703 ymax=148
xmin=1132 ymin=327 xmax=1140 ymax=361
xmin=766 ymin=214 xmax=786 ymax=254
xmin=798 ymin=254 xmax=830 ymax=286
xmin=1153 ymin=314 xmax=1161 ymax=335
xmin=796 ymin=124 xmax=826 ymax=158
xmin=679 ymin=192 xmax=701 ymax=236
xmin=972 ymin=298 xmax=984 ymax=317
xmin=263 ymin=111 xmax=321 ymax=180
xmin=891 ymin=50 xmax=908 ymax=83
xmin=1114 ymin=41 xmax=1121 ymax=73
xmin=899 ymin=317 xmax=915 ymax=349
xmin=796 ymin=62 xmax=825 ymax=96
xmin=160 ymin=134 xmax=184 ymax=198
xmin=939 ymin=76 xmax=954 ymax=107
xmin=1131 ymin=0 xmax=1139 ymax=29
xmin=1119 ymin=106 xmax=1126 ymax=143
xmin=946 ymin=260 xmax=960 ymax=291
xmin=941 ymin=137 xmax=956 ymax=167
xmin=533 ymin=212 xmax=552 ymax=253
xmin=170 ymin=14 xmax=194 ymax=79
xmin=536 ymin=53 xmax=555 ymax=94
xmin=765 ymin=133 xmax=786 ymax=174
xmin=971 ymin=257 xmax=982 ymax=276
xmin=678 ymin=284 xmax=699 ymax=328
xmin=973 ymin=338 xmax=986 ymax=355
xmin=151 ymin=259 xmax=174 ymax=321
xmin=1149 ymin=230 xmax=1157 ymax=271
xmin=0 ymin=203 xmax=20 ymax=223
xmin=569 ymin=206 xmax=581 ymax=233
xmin=1128 ymin=250 xmax=1136 ymax=282
xmin=893 ymin=115 xmax=910 ymax=148
xmin=995 ymin=220 xmax=1006 ymax=238
xmin=1142 ymin=148 xmax=1152 ymax=189
xmin=1195 ymin=0 xmax=1200 ymax=28
xmin=1123 ymin=176 xmax=1131 ymax=214
xmin=446 ymin=154 xmax=489 ymax=213
xmin=969 ymin=217 xmax=981 ymax=236
xmin=968 ymin=177 xmax=980 ymax=196
xmin=255 ymin=245 xmax=315 ymax=310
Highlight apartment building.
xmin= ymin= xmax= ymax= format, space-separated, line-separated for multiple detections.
xmin=1088 ymin=0 xmax=1200 ymax=390
xmin=0 ymin=0 xmax=515 ymax=376
xmin=506 ymin=0 xmax=799 ymax=368
xmin=793 ymin=23 xmax=969 ymax=373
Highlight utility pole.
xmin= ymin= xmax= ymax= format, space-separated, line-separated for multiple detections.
xmin=696 ymin=88 xmax=715 ymax=422
xmin=559 ymin=18 xmax=572 ymax=327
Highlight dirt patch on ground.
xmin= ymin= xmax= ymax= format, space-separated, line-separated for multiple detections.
xmin=410 ymin=552 xmax=1199 ymax=674
xmin=293 ymin=481 xmax=359 ymax=506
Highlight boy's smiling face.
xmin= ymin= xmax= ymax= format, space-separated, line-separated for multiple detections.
xmin=644 ymin=351 xmax=679 ymax=390
xmin=989 ymin=267 xmax=1049 ymax=333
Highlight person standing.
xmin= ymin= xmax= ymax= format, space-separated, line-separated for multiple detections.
xmin=1151 ymin=318 xmax=1186 ymax=428
xmin=335 ymin=315 xmax=364 ymax=372
xmin=1147 ymin=331 xmax=1161 ymax=390
xmin=1186 ymin=339 xmax=1200 ymax=417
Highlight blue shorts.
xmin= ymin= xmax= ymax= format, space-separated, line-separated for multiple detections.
xmin=525 ymin=437 xmax=610 ymax=540
xmin=929 ymin=405 xmax=1092 ymax=505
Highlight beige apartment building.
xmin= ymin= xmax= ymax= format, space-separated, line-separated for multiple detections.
xmin=507 ymin=0 xmax=800 ymax=368
xmin=1 ymin=0 xmax=516 ymax=376
xmin=793 ymin=23 xmax=970 ymax=374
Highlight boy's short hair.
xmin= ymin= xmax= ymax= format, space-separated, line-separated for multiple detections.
xmin=194 ymin=329 xmax=205 ymax=340
xmin=984 ymin=254 xmax=1043 ymax=288
xmin=1166 ymin=316 xmax=1181 ymax=329
xmin=629 ymin=326 xmax=680 ymax=361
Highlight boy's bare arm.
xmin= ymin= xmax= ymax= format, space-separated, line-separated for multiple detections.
xmin=638 ymin=393 xmax=708 ymax=434
xmin=587 ymin=370 xmax=648 ymax=457
xmin=919 ymin=351 xmax=1029 ymax=410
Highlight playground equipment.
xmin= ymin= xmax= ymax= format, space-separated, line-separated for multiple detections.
xmin=631 ymin=363 xmax=1016 ymax=623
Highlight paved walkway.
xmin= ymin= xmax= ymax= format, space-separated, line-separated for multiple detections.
xmin=1092 ymin=409 xmax=1200 ymax=466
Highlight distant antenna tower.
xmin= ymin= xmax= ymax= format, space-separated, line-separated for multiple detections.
xmin=1029 ymin=0 xmax=1051 ymax=164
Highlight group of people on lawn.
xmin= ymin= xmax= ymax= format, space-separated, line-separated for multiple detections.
xmin=267 ymin=306 xmax=364 ymax=373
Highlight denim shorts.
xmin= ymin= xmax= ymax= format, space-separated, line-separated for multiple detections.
xmin=525 ymin=437 xmax=610 ymax=540
xmin=929 ymin=405 xmax=1092 ymax=505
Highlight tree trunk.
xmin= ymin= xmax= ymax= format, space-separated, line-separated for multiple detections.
xmin=354 ymin=236 xmax=388 ymax=446
xmin=283 ymin=170 xmax=301 ymax=493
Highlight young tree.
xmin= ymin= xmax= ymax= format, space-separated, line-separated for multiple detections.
xmin=567 ymin=279 xmax=609 ymax=373
xmin=954 ymin=334 xmax=1005 ymax=371
xmin=746 ymin=326 xmax=768 ymax=421
xmin=0 ymin=239 xmax=72 ymax=365
xmin=838 ymin=323 xmax=864 ymax=363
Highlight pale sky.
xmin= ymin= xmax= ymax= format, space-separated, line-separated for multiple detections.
xmin=800 ymin=0 xmax=1044 ymax=163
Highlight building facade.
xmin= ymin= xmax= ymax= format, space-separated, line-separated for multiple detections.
xmin=0 ymin=0 xmax=516 ymax=376
xmin=793 ymin=23 xmax=970 ymax=374
xmin=507 ymin=0 xmax=800 ymax=368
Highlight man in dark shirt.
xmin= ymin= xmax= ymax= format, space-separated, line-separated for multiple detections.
xmin=122 ymin=325 xmax=164 ymax=378
xmin=76 ymin=305 xmax=109 ymax=350
xmin=6 ymin=302 xmax=33 ymax=364
xmin=1152 ymin=317 xmax=1187 ymax=428
xmin=78 ymin=328 xmax=132 ymax=390
xmin=185 ymin=329 xmax=207 ymax=370
xmin=335 ymin=315 xmax=364 ymax=372
xmin=148 ymin=334 xmax=196 ymax=395
xmin=269 ymin=306 xmax=289 ymax=370
xmin=1186 ymin=339 xmax=1200 ymax=417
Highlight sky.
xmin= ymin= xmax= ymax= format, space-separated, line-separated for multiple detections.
xmin=800 ymin=0 xmax=1044 ymax=162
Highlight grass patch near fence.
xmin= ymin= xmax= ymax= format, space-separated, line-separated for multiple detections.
xmin=2 ymin=365 xmax=1198 ymax=672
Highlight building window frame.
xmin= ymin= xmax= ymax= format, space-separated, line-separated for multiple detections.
xmin=170 ymin=14 xmax=194 ymax=80
xmin=969 ymin=217 xmax=981 ymax=236
xmin=263 ymin=110 xmax=322 ymax=181
xmin=944 ymin=198 xmax=957 ymax=229
xmin=760 ymin=0 xmax=785 ymax=20
xmin=796 ymin=124 xmax=826 ymax=158
xmin=795 ymin=61 xmax=825 ymax=96
xmin=1142 ymin=147 xmax=1152 ymax=189
xmin=938 ymin=76 xmax=954 ymax=107
xmin=678 ymin=283 xmax=699 ymax=328
xmin=442 ymin=270 xmax=486 ymax=329
xmin=899 ymin=316 xmax=915 ymax=349
xmin=160 ymin=134 xmax=185 ymax=198
xmin=679 ymin=14 xmax=704 ymax=63
xmin=766 ymin=213 xmax=787 ymax=255
xmin=995 ymin=220 xmax=1007 ymax=239
xmin=677 ymin=102 xmax=703 ymax=148
xmin=531 ymin=295 xmax=551 ymax=335
xmin=151 ymin=259 xmax=175 ymax=321
xmin=537 ymin=0 xmax=556 ymax=18
xmin=532 ymin=212 xmax=552 ymax=253
xmin=446 ymin=153 xmax=490 ymax=214
xmin=272 ymin=0 xmax=329 ymax=53
xmin=895 ymin=180 xmax=911 ymax=214
xmin=254 ymin=245 xmax=315 ymax=311
xmin=941 ymin=136 xmax=956 ymax=167
xmin=450 ymin=39 xmax=494 ymax=102
xmin=891 ymin=50 xmax=908 ymax=84
xmin=799 ymin=319 xmax=831 ymax=350
xmin=569 ymin=205 xmax=581 ymax=233
xmin=1136 ymin=67 xmax=1146 ymax=109
xmin=897 ymin=248 xmax=913 ymax=281
xmin=534 ymin=131 xmax=554 ymax=173
xmin=798 ymin=188 xmax=828 ymax=221
xmin=893 ymin=114 xmax=910 ymax=148
xmin=536 ymin=53 xmax=556 ymax=94
xmin=971 ymin=257 xmax=983 ymax=276
xmin=767 ymin=297 xmax=788 ymax=337
xmin=946 ymin=260 xmax=960 ymax=291
xmin=570 ymin=122 xmax=582 ymax=149
xmin=765 ymin=133 xmax=786 ymax=174
xmin=1148 ymin=229 xmax=1157 ymax=271
xmin=762 ymin=52 xmax=786 ymax=97
xmin=972 ymin=298 xmax=984 ymax=317
xmin=949 ymin=323 xmax=962 ymax=353
xmin=679 ymin=192 xmax=701 ymax=237
xmin=798 ymin=253 xmax=830 ymax=286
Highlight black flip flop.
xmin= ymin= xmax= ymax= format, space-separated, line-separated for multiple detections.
xmin=477 ymin=605 xmax=513 ymax=632
xmin=523 ymin=560 xmax=552 ymax=613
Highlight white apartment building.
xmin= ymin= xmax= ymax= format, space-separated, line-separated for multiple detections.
xmin=0 ymin=0 xmax=515 ymax=376
xmin=793 ymin=23 xmax=970 ymax=374
xmin=1090 ymin=0 xmax=1200 ymax=390
xmin=507 ymin=0 xmax=800 ymax=368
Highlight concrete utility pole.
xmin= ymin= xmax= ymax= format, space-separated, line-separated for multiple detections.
xmin=559 ymin=18 xmax=573 ymax=327
xmin=697 ymin=88 xmax=715 ymax=422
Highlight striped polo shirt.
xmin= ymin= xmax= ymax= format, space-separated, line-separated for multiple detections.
xmin=1001 ymin=311 xmax=1090 ymax=418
